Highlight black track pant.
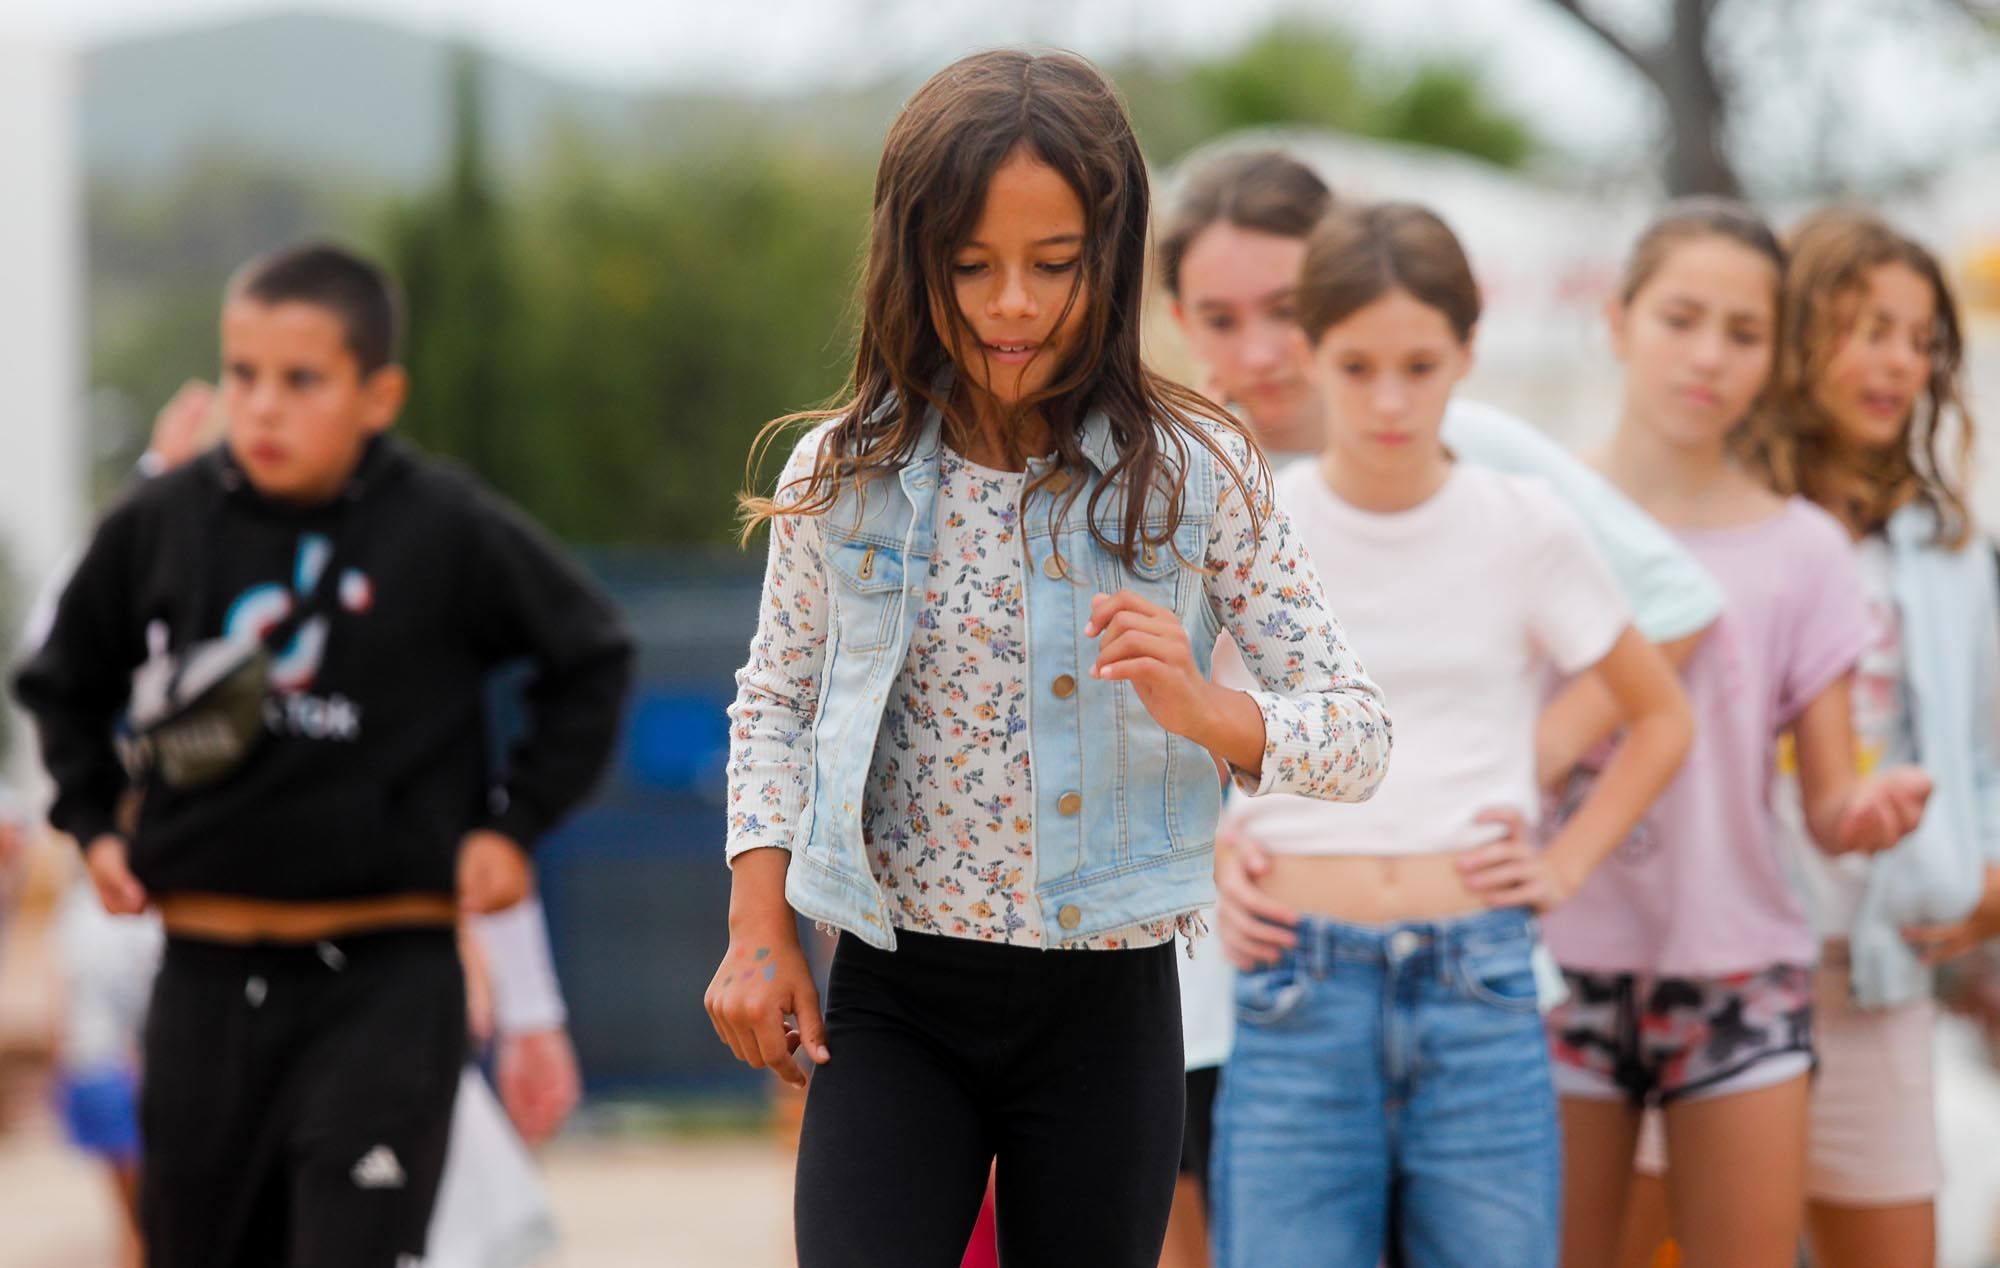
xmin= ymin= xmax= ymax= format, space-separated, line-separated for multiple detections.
xmin=140 ymin=927 xmax=465 ymax=1268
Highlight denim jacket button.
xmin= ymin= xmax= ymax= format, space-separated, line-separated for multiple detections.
xmin=1057 ymin=792 xmax=1082 ymax=816
xmin=1042 ymin=554 xmax=1067 ymax=580
xmin=1051 ymin=674 xmax=1076 ymax=699
xmin=1058 ymin=904 xmax=1082 ymax=931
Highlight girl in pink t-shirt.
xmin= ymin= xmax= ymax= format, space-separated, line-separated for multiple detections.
xmin=1624 ymin=212 xmax=2000 ymax=1268
xmin=1541 ymin=200 xmax=1933 ymax=1268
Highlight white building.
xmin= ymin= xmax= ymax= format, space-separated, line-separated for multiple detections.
xmin=0 ymin=28 xmax=84 ymax=779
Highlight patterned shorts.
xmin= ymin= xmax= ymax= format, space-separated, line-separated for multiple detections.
xmin=1545 ymin=964 xmax=1815 ymax=1107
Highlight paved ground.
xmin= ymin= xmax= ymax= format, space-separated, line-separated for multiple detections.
xmin=0 ymin=1113 xmax=797 ymax=1268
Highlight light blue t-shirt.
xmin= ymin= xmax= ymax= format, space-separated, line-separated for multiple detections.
xmin=1440 ymin=398 xmax=1724 ymax=642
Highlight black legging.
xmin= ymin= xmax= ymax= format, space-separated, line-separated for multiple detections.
xmin=795 ymin=929 xmax=1185 ymax=1267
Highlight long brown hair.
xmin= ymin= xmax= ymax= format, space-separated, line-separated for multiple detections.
xmin=1296 ymin=202 xmax=1481 ymax=345
xmin=1158 ymin=149 xmax=1333 ymax=299
xmin=1742 ymin=209 xmax=1973 ymax=546
xmin=739 ymin=49 xmax=1260 ymax=565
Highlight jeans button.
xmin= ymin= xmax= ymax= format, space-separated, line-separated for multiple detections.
xmin=1388 ymin=929 xmax=1421 ymax=961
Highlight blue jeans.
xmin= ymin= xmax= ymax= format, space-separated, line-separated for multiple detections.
xmin=1211 ymin=907 xmax=1559 ymax=1268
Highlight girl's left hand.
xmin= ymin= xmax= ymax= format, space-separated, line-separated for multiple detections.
xmin=1087 ymin=589 xmax=1219 ymax=743
xmin=1456 ymin=807 xmax=1578 ymax=913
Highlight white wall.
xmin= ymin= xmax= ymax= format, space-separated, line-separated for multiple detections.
xmin=0 ymin=31 xmax=83 ymax=795
xmin=0 ymin=33 xmax=84 ymax=610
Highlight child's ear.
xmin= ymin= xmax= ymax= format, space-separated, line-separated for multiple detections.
xmin=1603 ymin=296 xmax=1630 ymax=361
xmin=361 ymin=364 xmax=408 ymax=433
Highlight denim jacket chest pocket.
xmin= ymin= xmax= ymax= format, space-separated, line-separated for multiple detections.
xmin=824 ymin=537 xmax=908 ymax=654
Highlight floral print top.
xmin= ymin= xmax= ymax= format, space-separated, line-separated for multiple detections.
xmin=726 ymin=422 xmax=1390 ymax=950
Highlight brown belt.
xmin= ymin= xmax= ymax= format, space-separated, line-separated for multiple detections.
xmin=157 ymin=892 xmax=459 ymax=943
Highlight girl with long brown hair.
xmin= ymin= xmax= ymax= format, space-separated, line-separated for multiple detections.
xmin=1624 ymin=211 xmax=1999 ymax=1268
xmin=1542 ymin=200 xmax=1933 ymax=1268
xmin=701 ymin=50 xmax=1391 ymax=1267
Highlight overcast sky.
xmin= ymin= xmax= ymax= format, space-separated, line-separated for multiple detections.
xmin=9 ymin=0 xmax=1998 ymax=184
xmin=8 ymin=0 xmax=1658 ymax=157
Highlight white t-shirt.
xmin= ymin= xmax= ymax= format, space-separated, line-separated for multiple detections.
xmin=1216 ymin=460 xmax=1629 ymax=857
xmin=1183 ymin=398 xmax=1684 ymax=1070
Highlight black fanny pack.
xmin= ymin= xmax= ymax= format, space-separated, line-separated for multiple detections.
xmin=120 ymin=539 xmax=344 ymax=791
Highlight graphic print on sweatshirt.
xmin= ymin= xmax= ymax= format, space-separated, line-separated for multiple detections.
xmin=224 ymin=532 xmax=375 ymax=742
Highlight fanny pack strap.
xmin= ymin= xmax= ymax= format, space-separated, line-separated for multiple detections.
xmin=163 ymin=489 xmax=348 ymax=703
xmin=257 ymin=538 xmax=346 ymax=653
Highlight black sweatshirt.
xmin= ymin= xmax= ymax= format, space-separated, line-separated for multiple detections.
xmin=13 ymin=436 xmax=634 ymax=902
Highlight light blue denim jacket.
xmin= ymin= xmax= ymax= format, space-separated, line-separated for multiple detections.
xmin=727 ymin=403 xmax=1392 ymax=950
xmin=1842 ymin=504 xmax=2000 ymax=1007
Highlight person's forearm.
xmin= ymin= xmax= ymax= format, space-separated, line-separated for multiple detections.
xmin=1538 ymin=631 xmax=1703 ymax=790
xmin=1536 ymin=675 xmax=1620 ymax=790
xmin=1544 ymin=708 xmax=1689 ymax=891
xmin=1191 ymin=684 xmax=1268 ymax=777
xmin=1803 ymin=779 xmax=1857 ymax=855
xmin=492 ymin=641 xmax=634 ymax=847
xmin=727 ymin=846 xmax=801 ymax=941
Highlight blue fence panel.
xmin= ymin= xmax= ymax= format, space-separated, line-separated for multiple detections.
xmin=526 ymin=550 xmax=778 ymax=1096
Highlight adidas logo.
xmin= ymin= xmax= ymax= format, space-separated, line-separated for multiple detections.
xmin=350 ymin=1145 xmax=406 ymax=1190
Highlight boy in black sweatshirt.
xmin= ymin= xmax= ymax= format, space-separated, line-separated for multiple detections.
xmin=14 ymin=244 xmax=634 ymax=1268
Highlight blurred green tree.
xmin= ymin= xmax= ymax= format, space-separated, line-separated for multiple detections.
xmin=1124 ymin=22 xmax=1534 ymax=169
xmin=502 ymin=133 xmax=868 ymax=544
xmin=388 ymin=46 xmax=519 ymax=489
xmin=84 ymin=16 xmax=1540 ymax=545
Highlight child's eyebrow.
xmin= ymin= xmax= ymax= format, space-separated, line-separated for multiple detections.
xmin=1196 ymin=286 xmax=1296 ymax=313
xmin=962 ymin=233 xmax=1084 ymax=248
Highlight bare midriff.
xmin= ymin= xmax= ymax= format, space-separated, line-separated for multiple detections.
xmin=1260 ymin=849 xmax=1490 ymax=925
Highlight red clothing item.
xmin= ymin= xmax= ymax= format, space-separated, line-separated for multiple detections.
xmin=960 ymin=1173 xmax=999 ymax=1268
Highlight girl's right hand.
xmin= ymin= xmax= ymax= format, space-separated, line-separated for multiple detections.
xmin=704 ymin=928 xmax=828 ymax=1089
xmin=1215 ymin=830 xmax=1299 ymax=970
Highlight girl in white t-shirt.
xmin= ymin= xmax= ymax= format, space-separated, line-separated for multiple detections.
xmin=1205 ymin=202 xmax=1693 ymax=1268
